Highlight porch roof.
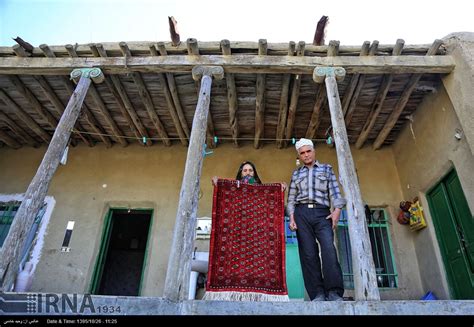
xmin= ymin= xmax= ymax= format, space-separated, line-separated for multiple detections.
xmin=0 ymin=39 xmax=454 ymax=150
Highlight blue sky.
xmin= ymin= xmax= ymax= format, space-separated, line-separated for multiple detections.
xmin=1 ymin=0 xmax=472 ymax=47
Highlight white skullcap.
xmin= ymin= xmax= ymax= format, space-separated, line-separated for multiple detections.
xmin=295 ymin=138 xmax=314 ymax=151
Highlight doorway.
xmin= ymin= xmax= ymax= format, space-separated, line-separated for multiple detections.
xmin=90 ymin=208 xmax=153 ymax=296
xmin=427 ymin=169 xmax=474 ymax=299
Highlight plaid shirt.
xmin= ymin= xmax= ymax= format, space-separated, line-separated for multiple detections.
xmin=287 ymin=161 xmax=346 ymax=215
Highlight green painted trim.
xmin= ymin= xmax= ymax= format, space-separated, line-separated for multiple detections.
xmin=89 ymin=209 xmax=113 ymax=294
xmin=383 ymin=209 xmax=399 ymax=288
xmin=136 ymin=208 xmax=154 ymax=296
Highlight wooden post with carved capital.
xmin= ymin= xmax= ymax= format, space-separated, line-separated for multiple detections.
xmin=0 ymin=68 xmax=104 ymax=291
xmin=313 ymin=66 xmax=380 ymax=300
xmin=164 ymin=66 xmax=224 ymax=301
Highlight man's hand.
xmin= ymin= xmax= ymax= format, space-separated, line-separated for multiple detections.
xmin=326 ymin=208 xmax=341 ymax=230
xmin=289 ymin=214 xmax=298 ymax=231
xmin=211 ymin=176 xmax=218 ymax=186
xmin=281 ymin=182 xmax=287 ymax=192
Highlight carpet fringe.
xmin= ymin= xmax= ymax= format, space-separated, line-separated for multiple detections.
xmin=202 ymin=291 xmax=289 ymax=302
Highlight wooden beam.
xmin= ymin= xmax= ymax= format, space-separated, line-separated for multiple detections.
xmin=163 ymin=65 xmax=224 ymax=302
xmin=186 ymin=39 xmax=216 ymax=148
xmin=254 ymin=39 xmax=267 ymax=149
xmin=8 ymin=75 xmax=58 ymax=129
xmin=276 ymin=42 xmax=295 ymax=148
xmin=0 ymin=128 xmax=21 ymax=148
xmin=186 ymin=38 xmax=199 ymax=55
xmin=168 ymin=16 xmax=180 ymax=46
xmin=0 ymin=112 xmax=38 ymax=147
xmin=356 ymin=39 xmax=405 ymax=149
xmin=0 ymin=70 xmax=99 ymax=291
xmin=314 ymin=66 xmax=380 ymax=300
xmin=373 ymin=39 xmax=443 ymax=149
xmin=221 ymin=39 xmax=239 ymax=147
xmin=157 ymin=73 xmax=188 ymax=146
xmin=0 ymin=54 xmax=455 ymax=75
xmin=87 ymin=84 xmax=128 ymax=147
xmin=285 ymin=41 xmax=305 ymax=145
xmin=305 ymin=85 xmax=326 ymax=139
xmin=157 ymin=42 xmax=190 ymax=139
xmin=0 ymin=89 xmax=51 ymax=143
xmin=120 ymin=42 xmax=170 ymax=146
xmin=344 ymin=74 xmax=366 ymax=126
xmin=0 ymin=41 xmax=444 ymax=57
xmin=32 ymin=75 xmax=94 ymax=147
xmin=12 ymin=44 xmax=30 ymax=57
xmin=62 ymin=44 xmax=113 ymax=147
xmin=327 ymin=40 xmax=340 ymax=56
xmin=336 ymin=41 xmax=375 ymax=132
xmin=341 ymin=41 xmax=370 ymax=116
xmin=93 ymin=43 xmax=150 ymax=146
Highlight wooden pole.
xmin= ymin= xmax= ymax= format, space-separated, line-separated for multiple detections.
xmin=0 ymin=68 xmax=103 ymax=292
xmin=313 ymin=66 xmax=380 ymax=300
xmin=163 ymin=66 xmax=224 ymax=301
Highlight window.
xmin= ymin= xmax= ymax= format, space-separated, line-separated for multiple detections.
xmin=0 ymin=202 xmax=45 ymax=248
xmin=336 ymin=208 xmax=398 ymax=289
xmin=0 ymin=203 xmax=20 ymax=247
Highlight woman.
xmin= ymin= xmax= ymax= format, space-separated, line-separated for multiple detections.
xmin=212 ymin=161 xmax=285 ymax=190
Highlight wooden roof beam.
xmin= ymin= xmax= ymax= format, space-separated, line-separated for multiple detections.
xmin=8 ymin=75 xmax=58 ymax=130
xmin=341 ymin=41 xmax=370 ymax=116
xmin=0 ymin=54 xmax=454 ymax=75
xmin=254 ymin=39 xmax=267 ymax=149
xmin=276 ymin=42 xmax=295 ymax=148
xmin=156 ymin=42 xmax=190 ymax=139
xmin=14 ymin=43 xmax=91 ymax=146
xmin=150 ymin=44 xmax=188 ymax=146
xmin=221 ymin=39 xmax=239 ymax=147
xmin=356 ymin=39 xmax=405 ymax=149
xmin=86 ymin=82 xmax=128 ymax=147
xmin=0 ymin=111 xmax=38 ymax=147
xmin=61 ymin=43 xmax=126 ymax=146
xmin=346 ymin=41 xmax=378 ymax=124
xmin=92 ymin=43 xmax=151 ymax=146
xmin=52 ymin=44 xmax=113 ymax=147
xmin=32 ymin=75 xmax=93 ymax=147
xmin=0 ymin=128 xmax=21 ymax=149
xmin=0 ymin=89 xmax=51 ymax=143
xmin=119 ymin=42 xmax=170 ymax=146
xmin=0 ymin=41 xmax=445 ymax=57
xmin=305 ymin=85 xmax=326 ymax=140
xmin=186 ymin=38 xmax=216 ymax=148
xmin=373 ymin=39 xmax=443 ymax=150
xmin=285 ymin=41 xmax=305 ymax=145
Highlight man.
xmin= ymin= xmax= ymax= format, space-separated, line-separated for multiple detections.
xmin=287 ymin=138 xmax=346 ymax=301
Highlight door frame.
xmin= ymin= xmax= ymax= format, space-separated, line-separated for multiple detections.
xmin=89 ymin=207 xmax=154 ymax=295
xmin=427 ymin=168 xmax=473 ymax=298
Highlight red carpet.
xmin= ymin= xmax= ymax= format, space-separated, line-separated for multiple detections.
xmin=204 ymin=179 xmax=289 ymax=301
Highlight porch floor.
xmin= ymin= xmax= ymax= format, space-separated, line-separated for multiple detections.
xmin=1 ymin=293 xmax=473 ymax=315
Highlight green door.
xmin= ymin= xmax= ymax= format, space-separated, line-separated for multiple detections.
xmin=285 ymin=217 xmax=305 ymax=299
xmin=427 ymin=169 xmax=474 ymax=299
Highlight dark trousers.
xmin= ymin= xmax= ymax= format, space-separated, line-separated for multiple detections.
xmin=294 ymin=205 xmax=344 ymax=300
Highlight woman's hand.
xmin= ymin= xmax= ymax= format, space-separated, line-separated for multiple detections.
xmin=281 ymin=182 xmax=287 ymax=192
xmin=211 ymin=176 xmax=218 ymax=186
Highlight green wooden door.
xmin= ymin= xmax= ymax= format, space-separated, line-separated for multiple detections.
xmin=427 ymin=170 xmax=474 ymax=299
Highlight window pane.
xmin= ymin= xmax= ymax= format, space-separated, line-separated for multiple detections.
xmin=337 ymin=208 xmax=398 ymax=289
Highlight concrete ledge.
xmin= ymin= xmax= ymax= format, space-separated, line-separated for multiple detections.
xmin=1 ymin=293 xmax=473 ymax=315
